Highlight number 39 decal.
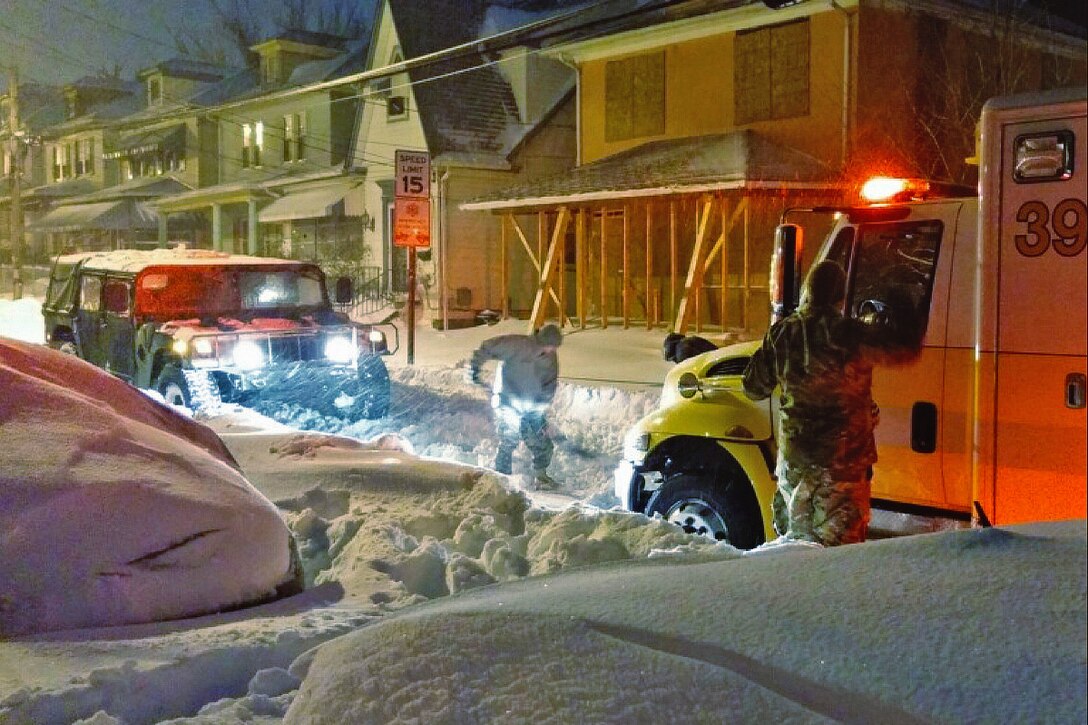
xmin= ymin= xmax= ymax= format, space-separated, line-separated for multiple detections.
xmin=1015 ymin=198 xmax=1088 ymax=257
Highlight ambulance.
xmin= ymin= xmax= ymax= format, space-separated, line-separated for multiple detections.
xmin=614 ymin=87 xmax=1087 ymax=548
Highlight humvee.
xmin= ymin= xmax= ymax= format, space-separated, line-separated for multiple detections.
xmin=42 ymin=248 xmax=395 ymax=418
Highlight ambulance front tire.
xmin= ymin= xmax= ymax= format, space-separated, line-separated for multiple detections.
xmin=646 ymin=473 xmax=764 ymax=550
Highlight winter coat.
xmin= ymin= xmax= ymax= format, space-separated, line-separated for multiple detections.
xmin=469 ymin=334 xmax=558 ymax=411
xmin=742 ymin=304 xmax=878 ymax=481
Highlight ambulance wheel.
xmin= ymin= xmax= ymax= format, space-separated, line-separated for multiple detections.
xmin=646 ymin=473 xmax=764 ymax=549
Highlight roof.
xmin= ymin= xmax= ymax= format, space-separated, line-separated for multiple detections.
xmin=27 ymin=199 xmax=159 ymax=232
xmin=137 ymin=58 xmax=233 ymax=83
xmin=462 ymin=130 xmax=837 ymax=209
xmin=55 ymin=248 xmax=309 ymax=275
xmin=386 ymin=0 xmax=522 ymax=158
xmin=63 ymin=175 xmax=193 ymax=204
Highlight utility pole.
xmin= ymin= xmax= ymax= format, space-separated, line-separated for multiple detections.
xmin=5 ymin=65 xmax=24 ymax=300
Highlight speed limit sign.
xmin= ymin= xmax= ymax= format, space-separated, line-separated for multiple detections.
xmin=395 ymin=149 xmax=430 ymax=199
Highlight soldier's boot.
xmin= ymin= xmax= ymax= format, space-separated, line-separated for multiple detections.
xmin=494 ymin=449 xmax=513 ymax=475
xmin=533 ymin=470 xmax=560 ymax=491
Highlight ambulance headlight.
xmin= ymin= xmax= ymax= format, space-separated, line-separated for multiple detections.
xmin=233 ymin=340 xmax=265 ymax=370
xmin=325 ymin=336 xmax=356 ymax=364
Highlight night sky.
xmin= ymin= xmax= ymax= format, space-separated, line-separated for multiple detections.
xmin=0 ymin=0 xmax=378 ymax=90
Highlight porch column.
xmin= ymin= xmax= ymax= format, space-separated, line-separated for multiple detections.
xmin=211 ymin=203 xmax=222 ymax=252
xmin=157 ymin=212 xmax=168 ymax=249
xmin=247 ymin=198 xmax=258 ymax=255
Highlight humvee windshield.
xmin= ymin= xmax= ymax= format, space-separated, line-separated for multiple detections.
xmin=135 ymin=265 xmax=327 ymax=319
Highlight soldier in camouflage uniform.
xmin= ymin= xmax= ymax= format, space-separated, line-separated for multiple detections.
xmin=469 ymin=324 xmax=563 ymax=490
xmin=742 ymin=261 xmax=886 ymax=546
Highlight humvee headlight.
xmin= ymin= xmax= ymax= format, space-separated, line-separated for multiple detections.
xmin=192 ymin=338 xmax=214 ymax=356
xmin=324 ymin=336 xmax=356 ymax=364
xmin=171 ymin=338 xmax=188 ymax=355
xmin=233 ymin=340 xmax=265 ymax=370
xmin=677 ymin=372 xmax=701 ymax=399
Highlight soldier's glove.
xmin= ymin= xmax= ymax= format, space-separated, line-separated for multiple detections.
xmin=465 ymin=368 xmax=484 ymax=387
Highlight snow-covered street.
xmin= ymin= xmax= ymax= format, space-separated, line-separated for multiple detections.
xmin=1 ymin=298 xmax=1085 ymax=724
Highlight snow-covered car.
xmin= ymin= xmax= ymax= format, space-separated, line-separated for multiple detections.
xmin=42 ymin=248 xmax=395 ymax=418
xmin=0 ymin=338 xmax=304 ymax=635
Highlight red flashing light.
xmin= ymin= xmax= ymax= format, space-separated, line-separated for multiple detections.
xmin=860 ymin=177 xmax=931 ymax=204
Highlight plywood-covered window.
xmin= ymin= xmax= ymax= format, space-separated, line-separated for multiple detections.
xmin=605 ymin=51 xmax=665 ymax=142
xmin=734 ymin=19 xmax=809 ymax=124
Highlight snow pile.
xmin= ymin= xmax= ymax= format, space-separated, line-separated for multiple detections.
xmin=0 ymin=298 xmax=45 ymax=344
xmin=219 ymin=427 xmax=725 ymax=615
xmin=0 ymin=339 xmax=300 ymax=635
xmin=286 ymin=520 xmax=1088 ymax=724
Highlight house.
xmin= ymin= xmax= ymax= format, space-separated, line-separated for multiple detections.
xmin=352 ymin=0 xmax=578 ymax=327
xmin=151 ymin=31 xmax=369 ymax=263
xmin=1 ymin=80 xmax=66 ymax=270
xmin=462 ymin=0 xmax=1087 ymax=336
xmin=10 ymin=75 xmax=146 ymax=258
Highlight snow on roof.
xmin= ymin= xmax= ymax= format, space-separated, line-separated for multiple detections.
xmin=56 ymin=248 xmax=311 ymax=275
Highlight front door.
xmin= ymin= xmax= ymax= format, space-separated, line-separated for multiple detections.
xmin=102 ymin=277 xmax=135 ymax=380
xmin=835 ymin=203 xmax=962 ymax=512
xmin=74 ymin=274 xmax=107 ymax=366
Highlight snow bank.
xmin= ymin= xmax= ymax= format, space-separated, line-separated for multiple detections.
xmin=216 ymin=428 xmax=725 ymax=615
xmin=286 ymin=520 xmax=1088 ymax=724
xmin=0 ymin=339 xmax=300 ymax=635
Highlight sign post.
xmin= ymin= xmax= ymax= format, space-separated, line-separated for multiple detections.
xmin=394 ymin=149 xmax=431 ymax=365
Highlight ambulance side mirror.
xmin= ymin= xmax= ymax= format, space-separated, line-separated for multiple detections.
xmin=770 ymin=224 xmax=803 ymax=322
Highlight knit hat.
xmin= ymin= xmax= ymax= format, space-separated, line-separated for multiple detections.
xmin=535 ymin=323 xmax=563 ymax=347
xmin=801 ymin=260 xmax=846 ymax=308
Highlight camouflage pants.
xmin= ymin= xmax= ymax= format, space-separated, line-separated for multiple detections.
xmin=493 ymin=406 xmax=553 ymax=475
xmin=773 ymin=461 xmax=871 ymax=546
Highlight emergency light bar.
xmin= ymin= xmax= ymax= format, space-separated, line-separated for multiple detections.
xmin=860 ymin=177 xmax=931 ymax=203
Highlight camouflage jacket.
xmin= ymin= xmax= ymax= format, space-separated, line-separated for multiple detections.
xmin=742 ymin=304 xmax=878 ymax=480
xmin=469 ymin=334 xmax=558 ymax=410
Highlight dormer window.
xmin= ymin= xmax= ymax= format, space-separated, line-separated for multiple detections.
xmin=148 ymin=77 xmax=162 ymax=106
xmin=261 ymin=55 xmax=281 ymax=87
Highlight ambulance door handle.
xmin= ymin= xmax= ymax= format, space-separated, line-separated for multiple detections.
xmin=910 ymin=401 xmax=938 ymax=454
xmin=1067 ymin=373 xmax=1086 ymax=409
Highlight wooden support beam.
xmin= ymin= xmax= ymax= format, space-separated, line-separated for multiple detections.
xmin=622 ymin=205 xmax=630 ymax=328
xmin=720 ymin=196 xmax=727 ymax=331
xmin=674 ymin=197 xmax=715 ymax=335
xmin=669 ymin=200 xmax=677 ymax=327
xmin=645 ymin=202 xmax=653 ymax=330
xmin=500 ymin=214 xmax=509 ymax=319
xmin=510 ymin=215 xmax=540 ymax=273
xmin=576 ymin=208 xmax=586 ymax=328
xmin=529 ymin=207 xmax=572 ymax=330
xmin=600 ymin=209 xmax=608 ymax=329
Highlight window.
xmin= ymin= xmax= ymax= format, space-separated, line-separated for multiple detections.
xmin=76 ymin=138 xmax=95 ymax=176
xmin=80 ymin=276 xmax=102 ymax=313
xmin=52 ymin=144 xmax=73 ymax=181
xmin=148 ymin=77 xmax=162 ymax=106
xmin=387 ymin=95 xmax=407 ymax=120
xmin=261 ymin=55 xmax=281 ymax=87
xmin=283 ymin=112 xmax=306 ymax=162
xmin=846 ymin=220 xmax=943 ymax=347
xmin=604 ymin=51 xmax=665 ymax=142
xmin=103 ymin=279 xmax=131 ymax=315
xmin=3 ymin=150 xmax=11 ymax=177
xmin=734 ymin=19 xmax=809 ymax=125
xmin=242 ymin=121 xmax=264 ymax=167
